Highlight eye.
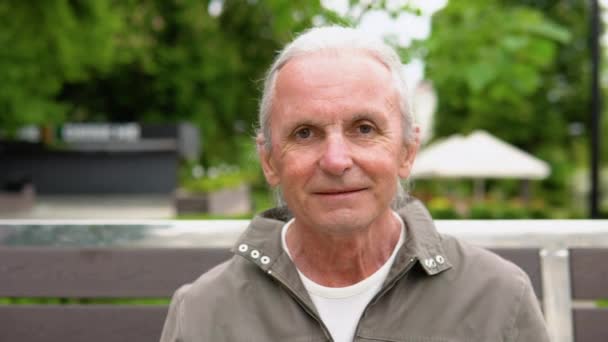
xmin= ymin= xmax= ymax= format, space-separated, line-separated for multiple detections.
xmin=357 ymin=123 xmax=375 ymax=135
xmin=294 ymin=127 xmax=312 ymax=140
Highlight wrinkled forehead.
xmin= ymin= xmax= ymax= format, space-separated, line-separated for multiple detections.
xmin=268 ymin=50 xmax=402 ymax=138
xmin=272 ymin=50 xmax=396 ymax=108
xmin=277 ymin=48 xmax=392 ymax=79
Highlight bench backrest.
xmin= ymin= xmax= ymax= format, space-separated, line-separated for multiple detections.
xmin=0 ymin=247 xmax=232 ymax=342
xmin=1 ymin=220 xmax=607 ymax=342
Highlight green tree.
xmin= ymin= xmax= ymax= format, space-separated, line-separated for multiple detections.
xmin=0 ymin=0 xmax=327 ymax=167
xmin=57 ymin=0 xmax=325 ymax=166
xmin=421 ymin=0 xmax=587 ymax=205
xmin=0 ymin=1 xmax=127 ymax=134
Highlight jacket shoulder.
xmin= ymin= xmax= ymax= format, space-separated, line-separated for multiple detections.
xmin=161 ymin=256 xmax=268 ymax=341
xmin=437 ymin=234 xmax=548 ymax=340
xmin=440 ymin=233 xmax=531 ymax=286
xmin=177 ymin=255 xmax=259 ymax=306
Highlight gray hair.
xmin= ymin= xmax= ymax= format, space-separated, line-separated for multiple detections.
xmin=257 ymin=26 xmax=415 ymax=208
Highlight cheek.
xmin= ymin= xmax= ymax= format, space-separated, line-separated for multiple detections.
xmin=355 ymin=145 xmax=402 ymax=175
xmin=278 ymin=151 xmax=318 ymax=182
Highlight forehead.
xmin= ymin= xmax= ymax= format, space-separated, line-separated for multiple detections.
xmin=271 ymin=51 xmax=399 ymax=125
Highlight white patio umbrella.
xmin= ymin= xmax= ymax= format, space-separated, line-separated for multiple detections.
xmin=411 ymin=130 xmax=550 ymax=200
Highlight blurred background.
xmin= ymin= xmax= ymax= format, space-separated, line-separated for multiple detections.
xmin=0 ymin=0 xmax=606 ymax=220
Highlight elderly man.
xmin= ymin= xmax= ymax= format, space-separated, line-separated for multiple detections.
xmin=161 ymin=26 xmax=549 ymax=342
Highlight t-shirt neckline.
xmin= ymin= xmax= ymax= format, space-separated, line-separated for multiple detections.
xmin=281 ymin=212 xmax=405 ymax=299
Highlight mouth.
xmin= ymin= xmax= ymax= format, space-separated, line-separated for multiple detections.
xmin=313 ymin=188 xmax=367 ymax=196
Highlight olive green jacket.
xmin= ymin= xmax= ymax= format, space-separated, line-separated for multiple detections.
xmin=160 ymin=200 xmax=549 ymax=342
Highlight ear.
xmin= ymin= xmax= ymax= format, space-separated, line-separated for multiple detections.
xmin=398 ymin=125 xmax=420 ymax=179
xmin=256 ymin=133 xmax=281 ymax=187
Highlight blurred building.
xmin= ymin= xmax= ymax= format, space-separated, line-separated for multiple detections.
xmin=0 ymin=122 xmax=199 ymax=219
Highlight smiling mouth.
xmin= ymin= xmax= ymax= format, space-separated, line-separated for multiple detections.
xmin=314 ymin=188 xmax=366 ymax=195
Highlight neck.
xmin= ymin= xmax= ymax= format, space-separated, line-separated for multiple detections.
xmin=286 ymin=211 xmax=401 ymax=287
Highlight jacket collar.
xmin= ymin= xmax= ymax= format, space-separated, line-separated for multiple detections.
xmin=231 ymin=206 xmax=314 ymax=313
xmin=231 ymin=197 xmax=452 ymax=278
xmin=230 ymin=206 xmax=291 ymax=273
xmin=395 ymin=198 xmax=452 ymax=276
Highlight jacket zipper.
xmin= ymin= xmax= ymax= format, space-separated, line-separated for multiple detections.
xmin=267 ymin=271 xmax=334 ymax=342
xmin=353 ymin=257 xmax=417 ymax=339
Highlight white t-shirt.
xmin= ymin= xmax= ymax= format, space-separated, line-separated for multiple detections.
xmin=281 ymin=213 xmax=405 ymax=342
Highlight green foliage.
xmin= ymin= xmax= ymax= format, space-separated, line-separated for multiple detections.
xmin=179 ymin=162 xmax=256 ymax=193
xmin=0 ymin=1 xmax=128 ymax=134
xmin=425 ymin=2 xmax=572 ymax=145
xmin=337 ymin=0 xmax=421 ymax=24
xmin=0 ymin=0 xmax=596 ymax=211
xmin=427 ymin=197 xmax=460 ymax=219
xmin=0 ymin=0 xmax=325 ymax=166
xmin=181 ymin=175 xmax=245 ymax=193
xmin=603 ymin=106 xmax=608 ymax=168
xmin=181 ymin=171 xmax=250 ymax=193
xmin=417 ymin=0 xmax=590 ymax=210
xmin=468 ymin=203 xmax=494 ymax=219
xmin=251 ymin=184 xmax=274 ymax=212
xmin=427 ymin=196 xmax=555 ymax=220
xmin=470 ymin=202 xmax=531 ymax=219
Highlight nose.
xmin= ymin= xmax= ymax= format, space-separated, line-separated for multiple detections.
xmin=319 ymin=133 xmax=353 ymax=175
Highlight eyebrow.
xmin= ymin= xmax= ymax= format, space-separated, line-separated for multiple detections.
xmin=281 ymin=109 xmax=389 ymax=133
xmin=350 ymin=111 xmax=386 ymax=122
xmin=283 ymin=119 xmax=318 ymax=132
xmin=348 ymin=110 xmax=393 ymax=130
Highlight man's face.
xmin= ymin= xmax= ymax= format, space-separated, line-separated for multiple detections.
xmin=259 ymin=51 xmax=417 ymax=233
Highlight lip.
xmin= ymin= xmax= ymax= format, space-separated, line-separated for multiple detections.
xmin=313 ymin=188 xmax=367 ymax=196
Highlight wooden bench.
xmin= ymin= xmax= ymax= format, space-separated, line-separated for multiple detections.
xmin=0 ymin=220 xmax=607 ymax=342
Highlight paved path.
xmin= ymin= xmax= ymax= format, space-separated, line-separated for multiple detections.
xmin=0 ymin=195 xmax=175 ymax=219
